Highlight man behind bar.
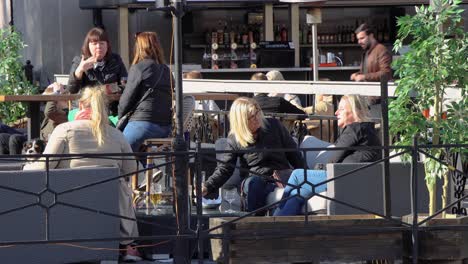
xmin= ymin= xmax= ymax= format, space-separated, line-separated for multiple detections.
xmin=350 ymin=23 xmax=392 ymax=83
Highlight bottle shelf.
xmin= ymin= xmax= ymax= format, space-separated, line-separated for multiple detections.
xmin=300 ymin=43 xmax=393 ymax=48
xmin=300 ymin=43 xmax=360 ymax=48
xmin=188 ymin=44 xmax=253 ymax=49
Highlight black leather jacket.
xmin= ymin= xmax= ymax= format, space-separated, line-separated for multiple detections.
xmin=204 ymin=118 xmax=304 ymax=194
xmin=67 ymin=53 xmax=127 ymax=93
xmin=118 ymin=60 xmax=172 ymax=125
xmin=328 ymin=122 xmax=382 ymax=163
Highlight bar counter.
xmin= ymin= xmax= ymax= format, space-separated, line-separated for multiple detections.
xmin=186 ymin=66 xmax=359 ymax=73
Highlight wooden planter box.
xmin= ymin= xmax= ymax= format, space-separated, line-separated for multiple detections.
xmin=209 ymin=215 xmax=403 ymax=264
xmin=403 ymin=215 xmax=468 ymax=263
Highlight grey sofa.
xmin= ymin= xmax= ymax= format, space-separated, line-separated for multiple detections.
xmin=0 ymin=167 xmax=120 ymax=264
xmin=326 ymin=162 xmax=441 ymax=216
xmin=267 ymin=162 xmax=442 ymax=217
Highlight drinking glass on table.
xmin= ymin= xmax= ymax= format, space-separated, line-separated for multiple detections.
xmin=224 ymin=188 xmax=237 ymax=214
xmin=150 ymin=183 xmax=163 ymax=208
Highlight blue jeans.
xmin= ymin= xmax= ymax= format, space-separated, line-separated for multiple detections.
xmin=274 ymin=169 xmax=327 ymax=216
xmin=123 ymin=121 xmax=171 ymax=152
xmin=241 ymin=175 xmax=276 ymax=215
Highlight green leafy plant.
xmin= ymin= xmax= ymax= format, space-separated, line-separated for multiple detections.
xmin=390 ymin=0 xmax=467 ymax=215
xmin=0 ymin=26 xmax=37 ymax=125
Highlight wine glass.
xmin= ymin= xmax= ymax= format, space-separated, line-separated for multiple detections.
xmin=224 ymin=188 xmax=237 ymax=214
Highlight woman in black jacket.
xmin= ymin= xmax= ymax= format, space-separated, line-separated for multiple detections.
xmin=68 ymin=27 xmax=127 ymax=115
xmin=274 ymin=94 xmax=382 ymax=216
xmin=201 ymin=97 xmax=304 ymax=215
xmin=118 ymin=31 xmax=172 ymax=152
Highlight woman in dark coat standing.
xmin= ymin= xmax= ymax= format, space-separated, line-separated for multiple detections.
xmin=68 ymin=27 xmax=127 ymax=115
xmin=118 ymin=31 xmax=172 ymax=152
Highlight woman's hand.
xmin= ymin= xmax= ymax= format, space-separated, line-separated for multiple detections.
xmin=74 ymin=55 xmax=97 ymax=80
xmin=193 ymin=184 xmax=209 ymax=197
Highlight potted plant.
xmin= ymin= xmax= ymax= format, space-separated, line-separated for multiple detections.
xmin=389 ymin=0 xmax=467 ymax=216
xmin=0 ymin=26 xmax=37 ymax=125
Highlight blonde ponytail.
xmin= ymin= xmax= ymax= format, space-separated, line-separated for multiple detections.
xmin=79 ymin=87 xmax=109 ymax=146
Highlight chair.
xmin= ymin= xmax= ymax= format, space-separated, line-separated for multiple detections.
xmin=133 ymin=95 xmax=196 ymax=205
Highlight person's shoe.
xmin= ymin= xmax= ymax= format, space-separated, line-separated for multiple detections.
xmin=121 ymin=244 xmax=142 ymax=262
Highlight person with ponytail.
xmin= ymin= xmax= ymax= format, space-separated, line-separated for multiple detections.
xmin=24 ymin=86 xmax=142 ymax=261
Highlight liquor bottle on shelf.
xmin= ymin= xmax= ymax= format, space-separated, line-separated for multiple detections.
xmin=223 ymin=22 xmax=229 ymax=45
xmin=328 ymin=26 xmax=333 ymax=44
xmin=259 ymin=25 xmax=264 ymax=43
xmin=307 ymin=27 xmax=312 ymax=44
xmin=236 ymin=26 xmax=242 ymax=44
xmin=345 ymin=25 xmax=351 ymax=43
xmin=336 ymin=25 xmax=342 ymax=44
xmin=274 ymin=25 xmax=281 ymax=41
xmin=241 ymin=26 xmax=248 ymax=45
xmin=383 ymin=20 xmax=390 ymax=43
xmin=217 ymin=20 xmax=224 ymax=45
xmin=211 ymin=28 xmax=218 ymax=45
xmin=351 ymin=20 xmax=358 ymax=43
xmin=280 ymin=24 xmax=288 ymax=42
xmin=248 ymin=26 xmax=254 ymax=44
xmin=229 ymin=25 xmax=236 ymax=45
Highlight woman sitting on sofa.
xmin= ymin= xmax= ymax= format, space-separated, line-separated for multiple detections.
xmin=274 ymin=94 xmax=381 ymax=216
xmin=200 ymin=97 xmax=304 ymax=215
xmin=23 ymin=86 xmax=141 ymax=261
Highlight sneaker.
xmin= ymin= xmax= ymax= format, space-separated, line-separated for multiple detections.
xmin=121 ymin=244 xmax=142 ymax=262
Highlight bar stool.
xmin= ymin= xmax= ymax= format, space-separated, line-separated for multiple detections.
xmin=132 ymin=95 xmax=196 ymax=207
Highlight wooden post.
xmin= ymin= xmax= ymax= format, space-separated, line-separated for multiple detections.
xmin=118 ymin=7 xmax=129 ymax=69
xmin=264 ymin=3 xmax=274 ymax=41
xmin=289 ymin=3 xmax=300 ymax=67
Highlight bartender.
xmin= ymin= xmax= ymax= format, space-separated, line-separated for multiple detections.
xmin=350 ymin=23 xmax=392 ymax=82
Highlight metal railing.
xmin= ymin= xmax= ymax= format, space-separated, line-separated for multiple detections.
xmin=0 ymin=140 xmax=466 ymax=263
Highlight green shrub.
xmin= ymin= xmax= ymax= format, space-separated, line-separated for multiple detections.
xmin=0 ymin=26 xmax=37 ymax=125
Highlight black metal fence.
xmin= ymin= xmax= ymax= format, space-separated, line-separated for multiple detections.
xmin=0 ymin=140 xmax=466 ymax=263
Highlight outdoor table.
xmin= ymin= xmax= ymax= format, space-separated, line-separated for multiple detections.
xmin=0 ymin=93 xmax=239 ymax=140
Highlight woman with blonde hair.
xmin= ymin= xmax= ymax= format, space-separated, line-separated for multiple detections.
xmin=274 ymin=94 xmax=381 ymax=216
xmin=266 ymin=70 xmax=303 ymax=109
xmin=24 ymin=87 xmax=141 ymax=261
xmin=118 ymin=31 xmax=172 ymax=152
xmin=201 ymin=97 xmax=304 ymax=215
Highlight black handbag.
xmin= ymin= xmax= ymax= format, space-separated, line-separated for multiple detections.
xmin=115 ymin=112 xmax=131 ymax=131
xmin=116 ymin=69 xmax=164 ymax=132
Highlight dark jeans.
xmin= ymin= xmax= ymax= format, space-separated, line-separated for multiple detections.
xmin=241 ymin=175 xmax=276 ymax=216
xmin=0 ymin=133 xmax=26 ymax=154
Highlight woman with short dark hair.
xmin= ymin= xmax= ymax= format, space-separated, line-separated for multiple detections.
xmin=68 ymin=27 xmax=127 ymax=115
